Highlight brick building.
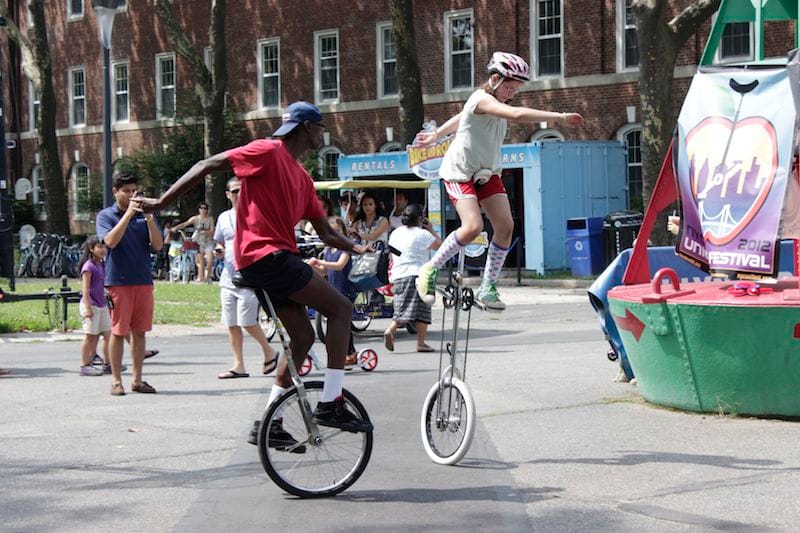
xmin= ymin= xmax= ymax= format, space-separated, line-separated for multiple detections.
xmin=1 ymin=0 xmax=793 ymax=234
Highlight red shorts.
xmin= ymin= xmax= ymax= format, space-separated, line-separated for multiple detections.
xmin=107 ymin=285 xmax=155 ymax=336
xmin=443 ymin=175 xmax=507 ymax=205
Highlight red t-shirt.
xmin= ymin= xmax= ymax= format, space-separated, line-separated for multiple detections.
xmin=226 ymin=139 xmax=325 ymax=269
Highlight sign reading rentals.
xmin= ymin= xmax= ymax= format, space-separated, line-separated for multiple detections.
xmin=675 ymin=67 xmax=799 ymax=278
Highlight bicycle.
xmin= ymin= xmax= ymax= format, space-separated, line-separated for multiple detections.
xmin=419 ymin=246 xmax=486 ymax=466
xmin=232 ymin=275 xmax=374 ymax=497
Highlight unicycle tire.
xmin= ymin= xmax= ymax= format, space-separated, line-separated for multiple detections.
xmin=258 ymin=381 xmax=373 ymax=498
xmin=357 ymin=349 xmax=378 ymax=371
xmin=420 ymin=377 xmax=476 ymax=466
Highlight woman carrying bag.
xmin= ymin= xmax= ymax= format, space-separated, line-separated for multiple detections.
xmin=383 ymin=204 xmax=441 ymax=352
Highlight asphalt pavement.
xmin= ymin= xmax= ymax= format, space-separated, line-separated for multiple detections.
xmin=1 ymin=285 xmax=799 ymax=532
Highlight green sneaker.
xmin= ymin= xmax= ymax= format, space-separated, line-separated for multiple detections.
xmin=476 ymin=281 xmax=506 ymax=311
xmin=416 ymin=262 xmax=438 ymax=305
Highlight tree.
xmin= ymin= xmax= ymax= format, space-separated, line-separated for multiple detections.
xmin=154 ymin=0 xmax=229 ymax=217
xmin=0 ymin=0 xmax=69 ymax=234
xmin=632 ymin=0 xmax=721 ymax=244
xmin=389 ymin=0 xmax=424 ymax=145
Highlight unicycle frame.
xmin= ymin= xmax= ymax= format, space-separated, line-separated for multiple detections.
xmin=252 ymin=289 xmax=323 ymax=445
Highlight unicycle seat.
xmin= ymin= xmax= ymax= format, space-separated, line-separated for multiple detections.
xmin=231 ymin=271 xmax=262 ymax=290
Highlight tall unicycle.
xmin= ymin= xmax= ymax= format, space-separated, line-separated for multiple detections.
xmin=420 ymin=240 xmax=485 ymax=465
xmin=234 ymin=275 xmax=373 ymax=497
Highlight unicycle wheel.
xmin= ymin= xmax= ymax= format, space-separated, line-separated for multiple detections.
xmin=298 ymin=355 xmax=313 ymax=376
xmin=258 ymin=381 xmax=373 ymax=498
xmin=420 ymin=377 xmax=476 ymax=466
xmin=357 ymin=349 xmax=378 ymax=371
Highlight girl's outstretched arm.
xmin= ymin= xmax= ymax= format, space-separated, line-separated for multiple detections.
xmin=415 ymin=112 xmax=462 ymax=146
xmin=476 ymin=94 xmax=583 ymax=126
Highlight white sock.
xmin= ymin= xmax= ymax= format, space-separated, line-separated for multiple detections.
xmin=265 ymin=385 xmax=288 ymax=418
xmin=321 ymin=369 xmax=345 ymax=402
xmin=430 ymin=232 xmax=465 ymax=269
xmin=483 ymin=241 xmax=510 ymax=285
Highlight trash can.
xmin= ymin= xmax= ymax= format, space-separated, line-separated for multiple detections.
xmin=565 ymin=217 xmax=604 ymax=277
xmin=603 ymin=210 xmax=643 ymax=265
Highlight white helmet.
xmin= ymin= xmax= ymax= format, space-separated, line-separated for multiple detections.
xmin=487 ymin=51 xmax=530 ymax=82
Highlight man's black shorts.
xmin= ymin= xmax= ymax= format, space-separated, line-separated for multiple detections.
xmin=238 ymin=251 xmax=313 ymax=307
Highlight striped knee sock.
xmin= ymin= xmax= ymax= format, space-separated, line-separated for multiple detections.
xmin=483 ymin=241 xmax=510 ymax=284
xmin=430 ymin=232 xmax=465 ymax=269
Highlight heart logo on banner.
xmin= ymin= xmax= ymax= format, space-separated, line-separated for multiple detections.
xmin=686 ymin=116 xmax=778 ymax=245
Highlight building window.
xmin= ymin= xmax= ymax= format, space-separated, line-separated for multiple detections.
xmin=29 ymin=80 xmax=40 ymax=132
xmin=377 ymin=23 xmax=397 ymax=98
xmin=530 ymin=129 xmax=564 ymax=142
xmin=31 ymin=165 xmax=46 ymax=220
xmin=73 ymin=164 xmax=91 ymax=218
xmin=67 ymin=0 xmax=83 ymax=19
xmin=617 ymin=125 xmax=643 ymax=210
xmin=533 ymin=0 xmax=563 ymax=77
xmin=258 ymin=38 xmax=280 ymax=108
xmin=315 ymin=30 xmax=339 ymax=103
xmin=618 ymin=0 xmax=639 ymax=71
xmin=156 ymin=53 xmax=176 ymax=119
xmin=69 ymin=67 xmax=86 ymax=127
xmin=318 ymin=147 xmax=343 ymax=180
xmin=113 ymin=61 xmax=129 ymax=123
xmin=379 ymin=142 xmax=403 ymax=152
xmin=718 ymin=22 xmax=753 ymax=61
xmin=445 ymin=10 xmax=473 ymax=91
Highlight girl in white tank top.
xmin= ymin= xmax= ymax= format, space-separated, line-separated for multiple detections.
xmin=414 ymin=51 xmax=584 ymax=311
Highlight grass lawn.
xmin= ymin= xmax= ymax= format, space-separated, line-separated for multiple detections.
xmin=0 ymin=280 xmax=220 ymax=333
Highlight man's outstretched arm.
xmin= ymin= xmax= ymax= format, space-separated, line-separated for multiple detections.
xmin=140 ymin=152 xmax=232 ymax=212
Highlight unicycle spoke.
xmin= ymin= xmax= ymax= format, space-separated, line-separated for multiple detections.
xmin=259 ymin=381 xmax=373 ymax=497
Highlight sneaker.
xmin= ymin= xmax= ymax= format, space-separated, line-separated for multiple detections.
xmin=131 ymin=381 xmax=157 ymax=394
xmin=268 ymin=420 xmax=306 ymax=453
xmin=110 ymin=383 xmax=126 ymax=396
xmin=90 ymin=354 xmax=104 ymax=366
xmin=416 ymin=262 xmax=438 ymax=305
xmin=80 ymin=365 xmax=104 ymax=376
xmin=102 ymin=363 xmax=128 ymax=374
xmin=314 ymin=397 xmax=373 ymax=433
xmin=476 ymin=281 xmax=506 ymax=311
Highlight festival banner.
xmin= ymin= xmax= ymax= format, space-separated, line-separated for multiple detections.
xmin=675 ymin=67 xmax=798 ymax=277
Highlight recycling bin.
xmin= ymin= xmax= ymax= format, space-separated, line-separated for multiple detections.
xmin=565 ymin=217 xmax=604 ymax=277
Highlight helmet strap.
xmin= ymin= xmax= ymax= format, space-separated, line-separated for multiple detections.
xmin=489 ymin=74 xmax=505 ymax=95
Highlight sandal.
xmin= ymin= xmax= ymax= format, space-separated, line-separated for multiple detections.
xmin=110 ymin=383 xmax=126 ymax=396
xmin=417 ymin=344 xmax=435 ymax=353
xmin=383 ymin=329 xmax=395 ymax=352
xmin=218 ymin=370 xmax=249 ymax=379
xmin=263 ymin=355 xmax=278 ymax=375
xmin=132 ymin=381 xmax=157 ymax=394
xmin=144 ymin=350 xmax=160 ymax=360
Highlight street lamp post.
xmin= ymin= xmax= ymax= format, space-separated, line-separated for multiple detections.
xmin=92 ymin=0 xmax=120 ymax=208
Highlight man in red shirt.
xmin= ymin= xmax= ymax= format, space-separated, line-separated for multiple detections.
xmin=143 ymin=102 xmax=372 ymax=447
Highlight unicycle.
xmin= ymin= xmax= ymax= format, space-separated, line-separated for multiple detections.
xmin=420 ymin=247 xmax=479 ymax=466
xmin=235 ymin=276 xmax=374 ymax=497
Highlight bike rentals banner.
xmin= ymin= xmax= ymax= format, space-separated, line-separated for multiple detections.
xmin=675 ymin=65 xmax=800 ymax=278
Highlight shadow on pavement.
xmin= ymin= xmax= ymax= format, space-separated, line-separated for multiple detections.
xmin=0 ymin=367 xmax=68 ymax=378
xmin=526 ymin=451 xmax=795 ymax=471
xmin=342 ymin=484 xmax=562 ymax=504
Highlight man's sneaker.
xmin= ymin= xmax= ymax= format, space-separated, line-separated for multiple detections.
xmin=268 ymin=421 xmax=306 ymax=453
xmin=90 ymin=354 xmax=104 ymax=366
xmin=80 ymin=365 xmax=104 ymax=376
xmin=476 ymin=281 xmax=507 ymax=311
xmin=416 ymin=262 xmax=438 ymax=305
xmin=314 ymin=397 xmax=373 ymax=433
xmin=102 ymin=363 xmax=128 ymax=374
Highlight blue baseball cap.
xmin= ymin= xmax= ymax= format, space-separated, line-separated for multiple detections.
xmin=272 ymin=101 xmax=323 ymax=138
